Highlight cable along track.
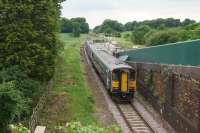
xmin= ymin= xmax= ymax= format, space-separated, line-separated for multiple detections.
xmin=117 ymin=103 xmax=154 ymax=133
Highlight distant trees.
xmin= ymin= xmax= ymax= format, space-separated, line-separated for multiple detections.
xmin=60 ymin=17 xmax=89 ymax=36
xmin=93 ymin=19 xmax=124 ymax=36
xmin=72 ymin=22 xmax=81 ymax=37
xmin=71 ymin=17 xmax=90 ymax=33
xmin=142 ymin=23 xmax=200 ymax=46
xmin=0 ymin=0 xmax=64 ymax=131
xmin=131 ymin=25 xmax=152 ymax=45
xmin=182 ymin=18 xmax=196 ymax=26
xmin=60 ymin=18 xmax=73 ymax=33
xmin=124 ymin=18 xmax=199 ymax=46
xmin=124 ymin=21 xmax=138 ymax=31
xmin=124 ymin=18 xmax=195 ymax=31
xmin=145 ymin=28 xmax=181 ymax=46
xmin=94 ymin=18 xmax=200 ymax=46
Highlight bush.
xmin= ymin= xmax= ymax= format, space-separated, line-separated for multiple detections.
xmin=0 ymin=66 xmax=41 ymax=99
xmin=146 ymin=28 xmax=181 ymax=46
xmin=113 ymin=32 xmax=121 ymax=37
xmin=10 ymin=124 xmax=29 ymax=133
xmin=131 ymin=25 xmax=152 ymax=45
xmin=0 ymin=81 xmax=28 ymax=132
xmin=58 ymin=122 xmax=123 ymax=133
xmin=0 ymin=67 xmax=41 ymax=132
xmin=123 ymin=33 xmax=130 ymax=39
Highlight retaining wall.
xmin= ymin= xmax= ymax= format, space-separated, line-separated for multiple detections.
xmin=130 ymin=62 xmax=200 ymax=133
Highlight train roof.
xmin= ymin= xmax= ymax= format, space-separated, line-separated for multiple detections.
xmin=88 ymin=43 xmax=133 ymax=71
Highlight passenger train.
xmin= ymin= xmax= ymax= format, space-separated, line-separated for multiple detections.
xmin=85 ymin=41 xmax=136 ymax=101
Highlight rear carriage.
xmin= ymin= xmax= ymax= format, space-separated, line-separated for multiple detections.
xmin=85 ymin=41 xmax=136 ymax=101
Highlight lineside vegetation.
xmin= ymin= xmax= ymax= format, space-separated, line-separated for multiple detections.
xmin=0 ymin=0 xmax=65 ymax=132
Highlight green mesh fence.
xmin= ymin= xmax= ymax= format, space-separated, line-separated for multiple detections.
xmin=118 ymin=39 xmax=200 ymax=67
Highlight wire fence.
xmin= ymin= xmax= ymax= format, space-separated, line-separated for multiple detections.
xmin=29 ymin=80 xmax=53 ymax=133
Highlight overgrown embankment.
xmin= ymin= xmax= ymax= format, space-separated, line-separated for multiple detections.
xmin=38 ymin=33 xmax=96 ymax=131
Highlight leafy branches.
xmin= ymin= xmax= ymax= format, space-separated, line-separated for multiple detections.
xmin=0 ymin=0 xmax=65 ymax=131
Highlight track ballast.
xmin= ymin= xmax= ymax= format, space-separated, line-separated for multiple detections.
xmin=117 ymin=103 xmax=154 ymax=133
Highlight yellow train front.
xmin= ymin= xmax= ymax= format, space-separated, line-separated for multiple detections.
xmin=111 ymin=68 xmax=136 ymax=101
xmin=85 ymin=42 xmax=136 ymax=102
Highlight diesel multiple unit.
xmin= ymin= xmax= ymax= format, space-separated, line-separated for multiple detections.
xmin=85 ymin=41 xmax=136 ymax=101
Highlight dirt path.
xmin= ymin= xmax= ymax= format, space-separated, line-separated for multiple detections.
xmin=80 ymin=47 xmax=117 ymax=127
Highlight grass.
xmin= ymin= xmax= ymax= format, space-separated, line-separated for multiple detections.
xmin=109 ymin=32 xmax=146 ymax=49
xmin=56 ymin=33 xmax=95 ymax=124
xmin=39 ymin=33 xmax=96 ymax=132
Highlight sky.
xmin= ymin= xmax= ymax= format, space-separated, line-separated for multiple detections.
xmin=61 ymin=0 xmax=200 ymax=28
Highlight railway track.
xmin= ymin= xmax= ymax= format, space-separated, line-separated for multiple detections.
xmin=83 ymin=46 xmax=164 ymax=133
xmin=117 ymin=103 xmax=154 ymax=133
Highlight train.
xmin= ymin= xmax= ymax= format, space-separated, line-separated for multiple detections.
xmin=85 ymin=41 xmax=136 ymax=102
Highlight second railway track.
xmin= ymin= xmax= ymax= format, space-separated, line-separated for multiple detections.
xmin=117 ymin=103 xmax=154 ymax=133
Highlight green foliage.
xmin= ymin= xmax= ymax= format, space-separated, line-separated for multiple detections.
xmin=113 ymin=32 xmax=121 ymax=38
xmin=60 ymin=17 xmax=90 ymax=33
xmin=58 ymin=34 xmax=95 ymax=124
xmin=39 ymin=34 xmax=96 ymax=132
xmin=124 ymin=21 xmax=138 ymax=31
xmin=0 ymin=0 xmax=64 ymax=82
xmin=72 ymin=22 xmax=81 ymax=37
xmin=0 ymin=82 xmax=28 ymax=132
xmin=0 ymin=0 xmax=65 ymax=132
xmin=10 ymin=124 xmax=29 ymax=133
xmin=0 ymin=66 xmax=41 ymax=99
xmin=146 ymin=28 xmax=181 ymax=46
xmin=145 ymin=23 xmax=200 ymax=46
xmin=129 ymin=21 xmax=200 ymax=46
xmin=94 ymin=18 xmax=199 ymax=46
xmin=94 ymin=19 xmax=124 ymax=34
xmin=123 ymin=32 xmax=131 ymax=39
xmin=131 ymin=25 xmax=152 ymax=45
xmin=182 ymin=18 xmax=196 ymax=26
xmin=58 ymin=122 xmax=123 ymax=133
xmin=60 ymin=18 xmax=73 ymax=33
xmin=125 ymin=18 xmax=190 ymax=31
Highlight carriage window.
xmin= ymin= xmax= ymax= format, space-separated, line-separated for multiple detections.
xmin=112 ymin=72 xmax=119 ymax=81
xmin=130 ymin=71 xmax=135 ymax=80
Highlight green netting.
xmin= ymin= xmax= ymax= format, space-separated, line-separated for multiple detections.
xmin=118 ymin=39 xmax=200 ymax=67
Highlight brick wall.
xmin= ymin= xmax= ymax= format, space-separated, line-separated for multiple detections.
xmin=130 ymin=62 xmax=200 ymax=133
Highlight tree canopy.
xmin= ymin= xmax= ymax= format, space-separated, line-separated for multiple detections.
xmin=0 ymin=0 xmax=64 ymax=131
xmin=60 ymin=17 xmax=89 ymax=34
xmin=94 ymin=19 xmax=124 ymax=34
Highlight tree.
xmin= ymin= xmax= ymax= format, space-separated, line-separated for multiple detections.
xmin=93 ymin=26 xmax=101 ymax=33
xmin=124 ymin=21 xmax=138 ymax=31
xmin=72 ymin=22 xmax=81 ymax=37
xmin=182 ymin=18 xmax=196 ymax=26
xmin=145 ymin=28 xmax=181 ymax=46
xmin=60 ymin=18 xmax=73 ymax=33
xmin=80 ymin=22 xmax=89 ymax=33
xmin=0 ymin=0 xmax=65 ymax=131
xmin=94 ymin=19 xmax=124 ymax=34
xmin=71 ymin=17 xmax=89 ymax=33
xmin=131 ymin=25 xmax=152 ymax=45
xmin=0 ymin=0 xmax=64 ymax=82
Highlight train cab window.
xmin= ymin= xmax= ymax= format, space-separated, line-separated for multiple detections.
xmin=112 ymin=72 xmax=120 ymax=81
xmin=130 ymin=71 xmax=135 ymax=80
xmin=112 ymin=71 xmax=120 ymax=90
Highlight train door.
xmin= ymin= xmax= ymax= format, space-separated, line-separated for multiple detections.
xmin=121 ymin=71 xmax=128 ymax=93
